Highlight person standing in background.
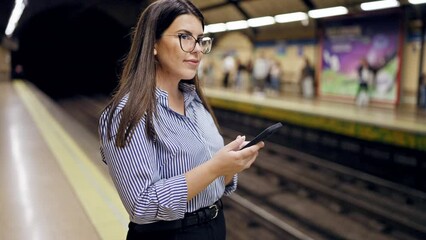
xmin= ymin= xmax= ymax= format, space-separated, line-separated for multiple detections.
xmin=356 ymin=57 xmax=375 ymax=106
xmin=222 ymin=53 xmax=235 ymax=89
xmin=198 ymin=57 xmax=214 ymax=87
xmin=234 ymin=57 xmax=245 ymax=92
xmin=11 ymin=64 xmax=25 ymax=80
xmin=267 ymin=59 xmax=282 ymax=96
xmin=252 ymin=52 xmax=270 ymax=95
xmin=246 ymin=59 xmax=255 ymax=93
xmin=300 ymin=57 xmax=315 ymax=98
xmin=98 ymin=1 xmax=264 ymax=239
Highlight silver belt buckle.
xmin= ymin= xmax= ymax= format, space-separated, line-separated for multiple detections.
xmin=209 ymin=204 xmax=219 ymax=219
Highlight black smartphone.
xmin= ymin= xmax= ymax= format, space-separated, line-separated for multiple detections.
xmin=241 ymin=122 xmax=283 ymax=149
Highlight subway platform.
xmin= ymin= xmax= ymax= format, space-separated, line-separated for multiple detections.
xmin=204 ymin=87 xmax=426 ymax=151
xmin=205 ymin=87 xmax=426 ymax=190
xmin=0 ymin=80 xmax=128 ymax=240
xmin=1 ymin=80 xmax=425 ymax=239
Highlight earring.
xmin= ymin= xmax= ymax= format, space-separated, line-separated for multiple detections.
xmin=154 ymin=49 xmax=157 ymax=55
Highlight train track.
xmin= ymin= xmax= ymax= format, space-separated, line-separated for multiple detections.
xmin=224 ymin=194 xmax=316 ymax=240
xmin=221 ymin=127 xmax=426 ymax=240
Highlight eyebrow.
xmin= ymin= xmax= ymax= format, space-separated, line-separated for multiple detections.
xmin=177 ymin=29 xmax=205 ymax=38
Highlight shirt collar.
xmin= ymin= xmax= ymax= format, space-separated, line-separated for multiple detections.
xmin=155 ymin=82 xmax=201 ymax=109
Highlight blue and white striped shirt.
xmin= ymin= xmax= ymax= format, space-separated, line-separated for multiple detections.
xmin=99 ymin=83 xmax=237 ymax=224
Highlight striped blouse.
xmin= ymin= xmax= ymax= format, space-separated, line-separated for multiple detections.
xmin=98 ymin=82 xmax=237 ymax=224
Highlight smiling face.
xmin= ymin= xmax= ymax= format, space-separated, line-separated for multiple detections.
xmin=155 ymin=14 xmax=204 ymax=84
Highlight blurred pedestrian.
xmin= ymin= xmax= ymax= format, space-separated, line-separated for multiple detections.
xmin=98 ymin=1 xmax=264 ymax=239
xmin=234 ymin=57 xmax=245 ymax=92
xmin=252 ymin=52 xmax=270 ymax=95
xmin=300 ymin=57 xmax=315 ymax=98
xmin=222 ymin=53 xmax=235 ymax=88
xmin=246 ymin=59 xmax=255 ymax=92
xmin=267 ymin=59 xmax=282 ymax=96
xmin=356 ymin=57 xmax=374 ymax=106
xmin=198 ymin=57 xmax=214 ymax=87
xmin=11 ymin=64 xmax=25 ymax=80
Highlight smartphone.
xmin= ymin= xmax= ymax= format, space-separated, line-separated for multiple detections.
xmin=241 ymin=122 xmax=283 ymax=149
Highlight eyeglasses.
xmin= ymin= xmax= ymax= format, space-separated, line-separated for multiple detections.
xmin=163 ymin=33 xmax=213 ymax=54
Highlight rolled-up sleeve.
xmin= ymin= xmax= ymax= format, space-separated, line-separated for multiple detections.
xmin=99 ymin=113 xmax=188 ymax=224
xmin=224 ymin=174 xmax=238 ymax=195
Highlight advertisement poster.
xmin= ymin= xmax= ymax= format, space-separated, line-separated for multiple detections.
xmin=319 ymin=13 xmax=402 ymax=104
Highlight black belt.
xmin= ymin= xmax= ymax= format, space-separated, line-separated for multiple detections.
xmin=129 ymin=200 xmax=223 ymax=233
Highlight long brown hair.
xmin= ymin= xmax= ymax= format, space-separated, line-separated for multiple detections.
xmin=105 ymin=0 xmax=217 ymax=147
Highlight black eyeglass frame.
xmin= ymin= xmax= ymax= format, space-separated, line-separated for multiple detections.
xmin=163 ymin=33 xmax=214 ymax=54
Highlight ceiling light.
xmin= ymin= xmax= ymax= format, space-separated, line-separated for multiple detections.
xmin=360 ymin=0 xmax=400 ymax=11
xmin=226 ymin=20 xmax=249 ymax=31
xmin=5 ymin=0 xmax=26 ymax=36
xmin=205 ymin=23 xmax=227 ymax=33
xmin=247 ymin=16 xmax=275 ymax=27
xmin=408 ymin=0 xmax=426 ymax=4
xmin=274 ymin=12 xmax=308 ymax=23
xmin=308 ymin=6 xmax=348 ymax=19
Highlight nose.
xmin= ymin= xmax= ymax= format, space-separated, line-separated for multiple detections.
xmin=192 ymin=40 xmax=203 ymax=53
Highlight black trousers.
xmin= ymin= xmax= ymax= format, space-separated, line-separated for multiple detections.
xmin=126 ymin=210 xmax=226 ymax=240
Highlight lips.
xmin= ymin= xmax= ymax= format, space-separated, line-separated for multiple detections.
xmin=184 ymin=59 xmax=200 ymax=67
xmin=185 ymin=59 xmax=199 ymax=64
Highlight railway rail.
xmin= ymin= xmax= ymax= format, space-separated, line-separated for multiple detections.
xmin=221 ymin=127 xmax=426 ymax=240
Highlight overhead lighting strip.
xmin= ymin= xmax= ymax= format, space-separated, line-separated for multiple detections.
xmin=408 ymin=0 xmax=426 ymax=4
xmin=204 ymin=1 xmax=408 ymax=33
xmin=225 ymin=20 xmax=249 ymax=31
xmin=247 ymin=16 xmax=275 ymax=27
xmin=360 ymin=0 xmax=400 ymax=11
xmin=275 ymin=12 xmax=308 ymax=23
xmin=308 ymin=6 xmax=348 ymax=19
xmin=205 ymin=23 xmax=227 ymax=33
xmin=5 ymin=0 xmax=26 ymax=37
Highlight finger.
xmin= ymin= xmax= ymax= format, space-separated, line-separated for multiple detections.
xmin=239 ymin=140 xmax=249 ymax=149
xmin=245 ymin=153 xmax=258 ymax=169
xmin=240 ymin=141 xmax=264 ymax=153
xmin=226 ymin=135 xmax=246 ymax=151
xmin=256 ymin=141 xmax=265 ymax=149
xmin=238 ymin=146 xmax=260 ymax=160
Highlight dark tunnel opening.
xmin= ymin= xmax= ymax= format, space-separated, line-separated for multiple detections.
xmin=15 ymin=4 xmax=131 ymax=99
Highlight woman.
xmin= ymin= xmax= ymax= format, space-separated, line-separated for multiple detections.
xmin=300 ymin=57 xmax=314 ymax=98
xmin=98 ymin=0 xmax=264 ymax=239
xmin=356 ymin=58 xmax=375 ymax=106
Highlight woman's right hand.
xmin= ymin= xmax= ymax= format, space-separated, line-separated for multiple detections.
xmin=185 ymin=135 xmax=264 ymax=201
xmin=210 ymin=136 xmax=264 ymax=177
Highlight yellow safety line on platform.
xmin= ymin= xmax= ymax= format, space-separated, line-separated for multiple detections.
xmin=14 ymin=80 xmax=128 ymax=240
